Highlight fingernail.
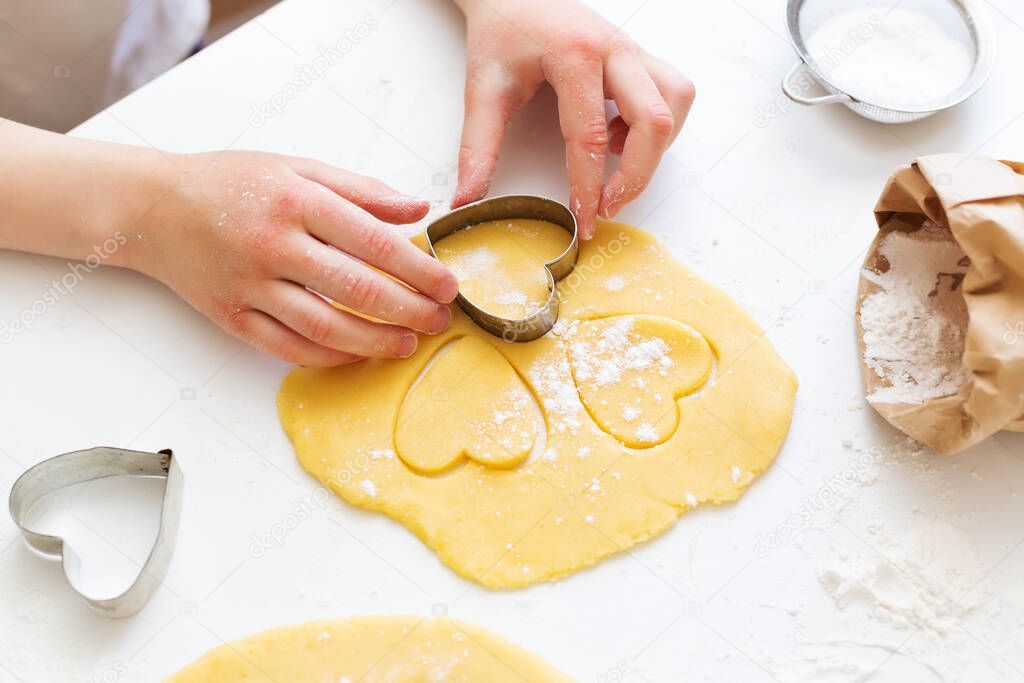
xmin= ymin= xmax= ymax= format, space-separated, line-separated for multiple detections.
xmin=452 ymin=169 xmax=490 ymax=208
xmin=451 ymin=184 xmax=475 ymax=209
xmin=429 ymin=306 xmax=451 ymax=334
xmin=600 ymin=186 xmax=622 ymax=219
xmin=571 ymin=208 xmax=589 ymax=240
xmin=437 ymin=274 xmax=459 ymax=304
xmin=578 ymin=217 xmax=594 ymax=240
xmin=397 ymin=335 xmax=418 ymax=358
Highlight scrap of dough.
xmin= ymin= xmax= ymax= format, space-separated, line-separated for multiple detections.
xmin=278 ymin=220 xmax=797 ymax=588
xmin=435 ymin=218 xmax=570 ymax=319
xmin=396 ymin=336 xmax=537 ymax=473
xmin=165 ymin=616 xmax=573 ymax=682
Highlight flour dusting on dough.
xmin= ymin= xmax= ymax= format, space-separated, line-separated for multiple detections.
xmin=527 ymin=354 xmax=583 ymax=435
xmin=570 ymin=318 xmax=673 ymax=388
xmin=635 ymin=423 xmax=658 ymax=443
xmin=442 ymin=245 xmax=499 ymax=280
xmin=566 ymin=314 xmax=713 ymax=448
xmin=603 ymin=274 xmax=626 ymax=292
xmin=277 ymin=220 xmax=797 ymax=588
xmin=435 ymin=219 xmax=571 ymax=320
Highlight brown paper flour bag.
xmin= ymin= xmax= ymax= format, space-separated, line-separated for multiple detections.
xmin=856 ymin=154 xmax=1024 ymax=454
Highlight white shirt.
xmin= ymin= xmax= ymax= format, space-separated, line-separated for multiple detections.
xmin=0 ymin=0 xmax=209 ymax=131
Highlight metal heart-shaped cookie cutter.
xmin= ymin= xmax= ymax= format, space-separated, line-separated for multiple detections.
xmin=8 ymin=447 xmax=184 ymax=618
xmin=426 ymin=195 xmax=579 ymax=342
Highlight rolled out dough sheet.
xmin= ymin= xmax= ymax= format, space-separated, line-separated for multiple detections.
xmin=277 ymin=220 xmax=797 ymax=588
xmin=166 ymin=616 xmax=572 ymax=682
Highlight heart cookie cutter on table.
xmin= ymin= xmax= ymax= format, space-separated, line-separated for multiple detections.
xmin=8 ymin=447 xmax=184 ymax=618
xmin=426 ymin=195 xmax=579 ymax=343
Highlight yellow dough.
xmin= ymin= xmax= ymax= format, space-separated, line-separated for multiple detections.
xmin=278 ymin=220 xmax=797 ymax=588
xmin=567 ymin=315 xmax=713 ymax=448
xmin=434 ymin=218 xmax=570 ymax=319
xmin=397 ymin=336 xmax=537 ymax=473
xmin=166 ymin=616 xmax=572 ymax=682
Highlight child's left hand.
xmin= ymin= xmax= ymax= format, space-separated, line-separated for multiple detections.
xmin=125 ymin=151 xmax=457 ymax=366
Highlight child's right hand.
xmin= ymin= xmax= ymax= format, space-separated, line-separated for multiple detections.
xmin=128 ymin=151 xmax=458 ymax=366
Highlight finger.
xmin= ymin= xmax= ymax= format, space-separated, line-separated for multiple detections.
xmin=258 ymin=280 xmax=419 ymax=359
xmin=283 ymin=234 xmax=452 ymax=334
xmin=303 ymin=187 xmax=458 ymax=303
xmin=453 ymin=71 xmax=515 ymax=208
xmin=600 ymin=49 xmax=674 ymax=219
xmin=608 ymin=116 xmax=628 ymax=156
xmin=643 ymin=54 xmax=696 ymax=146
xmin=227 ymin=309 xmax=363 ymax=367
xmin=289 ymin=158 xmax=429 ymax=224
xmin=545 ymin=51 xmax=607 ymax=240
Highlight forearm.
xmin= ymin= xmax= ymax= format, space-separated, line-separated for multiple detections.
xmin=0 ymin=118 xmax=177 ymax=269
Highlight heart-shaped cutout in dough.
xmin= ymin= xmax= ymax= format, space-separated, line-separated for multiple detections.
xmin=434 ymin=218 xmax=572 ymax=320
xmin=566 ymin=314 xmax=713 ymax=448
xmin=396 ymin=336 xmax=538 ymax=473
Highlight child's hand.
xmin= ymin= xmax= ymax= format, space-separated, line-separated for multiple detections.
xmin=453 ymin=0 xmax=695 ymax=239
xmin=131 ymin=152 xmax=457 ymax=366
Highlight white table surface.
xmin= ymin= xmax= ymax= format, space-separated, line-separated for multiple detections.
xmin=3 ymin=0 xmax=1024 ymax=680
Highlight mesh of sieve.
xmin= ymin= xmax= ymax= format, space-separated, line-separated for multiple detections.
xmin=782 ymin=0 xmax=995 ymax=123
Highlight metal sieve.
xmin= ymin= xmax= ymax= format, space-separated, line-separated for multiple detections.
xmin=782 ymin=0 xmax=995 ymax=123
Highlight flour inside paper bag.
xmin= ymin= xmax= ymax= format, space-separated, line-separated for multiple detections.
xmin=859 ymin=220 xmax=969 ymax=405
